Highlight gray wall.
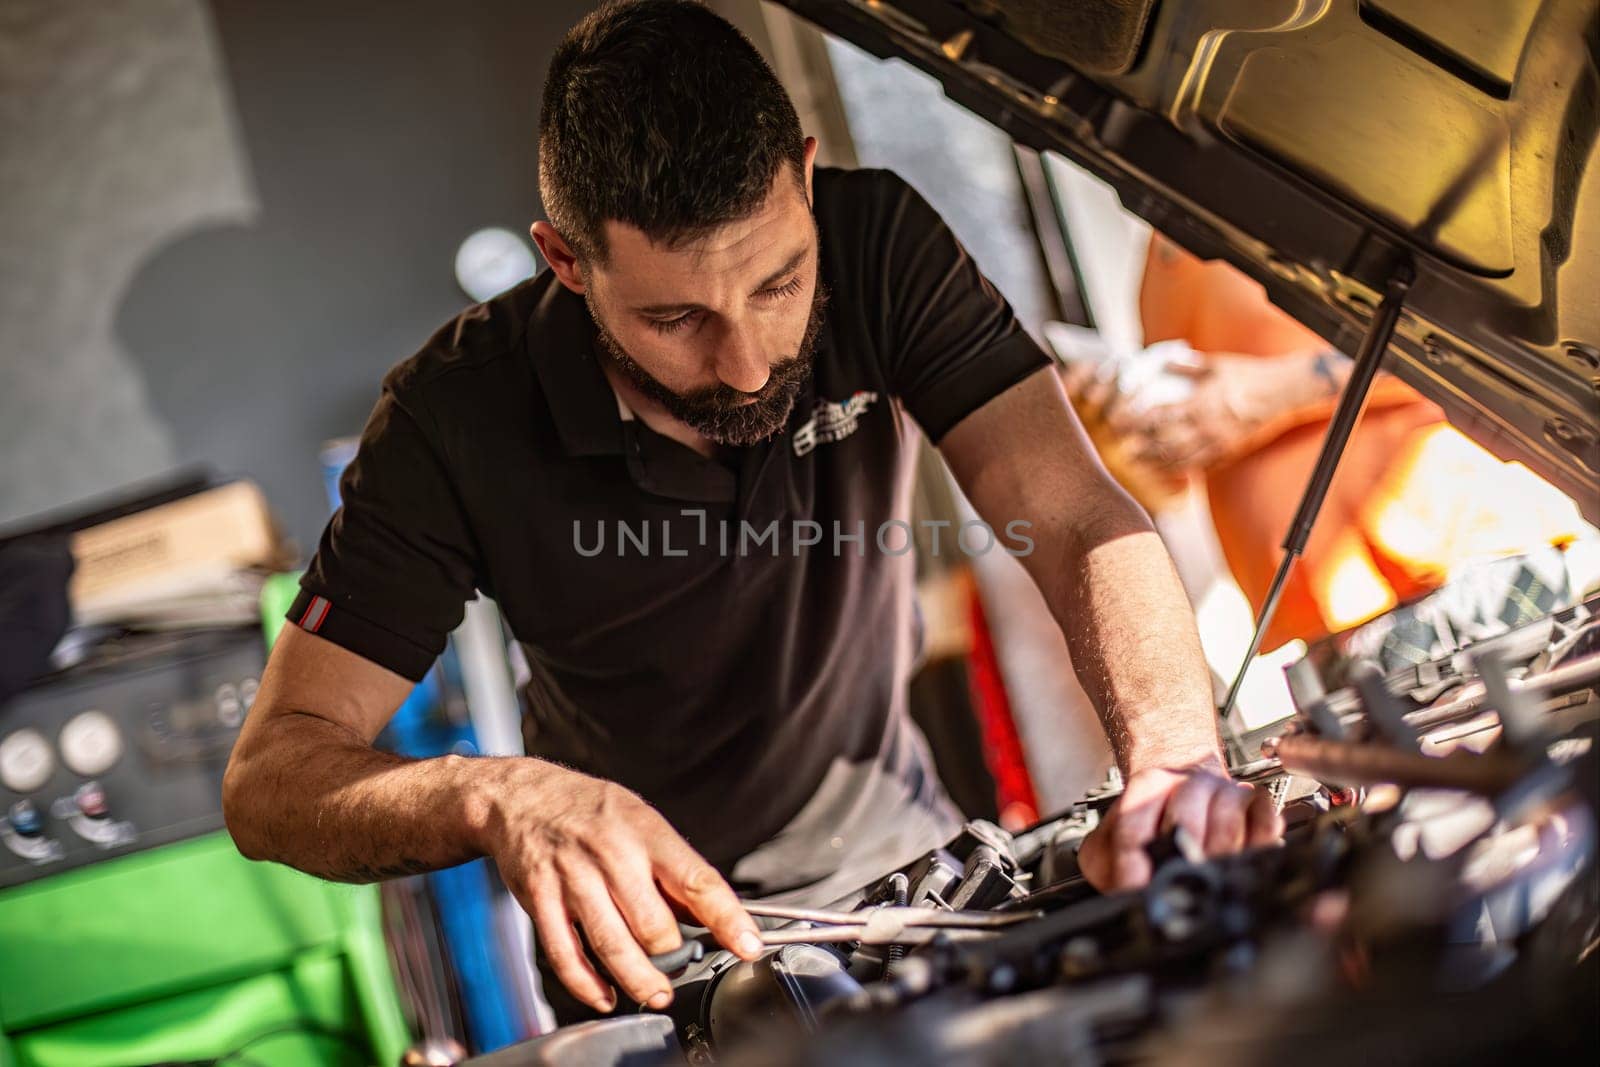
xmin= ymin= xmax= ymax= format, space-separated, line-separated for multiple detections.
xmin=0 ymin=0 xmax=250 ymax=529
xmin=3 ymin=0 xmax=593 ymax=549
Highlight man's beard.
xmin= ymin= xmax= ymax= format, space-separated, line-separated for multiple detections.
xmin=588 ymin=281 xmax=829 ymax=448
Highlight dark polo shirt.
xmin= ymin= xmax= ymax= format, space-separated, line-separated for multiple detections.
xmin=289 ymin=167 xmax=1049 ymax=895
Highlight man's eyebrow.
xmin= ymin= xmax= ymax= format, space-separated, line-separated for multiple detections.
xmin=750 ymin=246 xmax=809 ymax=293
xmin=630 ymin=245 xmax=810 ymax=316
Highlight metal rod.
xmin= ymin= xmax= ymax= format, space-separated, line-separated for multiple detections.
xmin=1265 ymin=732 xmax=1525 ymax=794
xmin=1298 ymin=649 xmax=1600 ymax=734
xmin=1401 ymin=652 xmax=1600 ymax=731
xmin=756 ymin=926 xmax=993 ymax=947
xmin=743 ymin=902 xmax=857 ymax=924
xmin=1219 ymin=270 xmax=1414 ymax=725
xmin=743 ymin=901 xmax=1036 ymax=929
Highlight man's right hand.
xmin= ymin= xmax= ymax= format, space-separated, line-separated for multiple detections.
xmin=475 ymin=762 xmax=764 ymax=1014
xmin=224 ymin=626 xmax=762 ymax=1016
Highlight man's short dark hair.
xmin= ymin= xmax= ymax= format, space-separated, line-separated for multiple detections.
xmin=539 ymin=0 xmax=807 ymax=264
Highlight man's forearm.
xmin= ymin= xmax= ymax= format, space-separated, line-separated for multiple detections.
xmin=1047 ymin=500 xmax=1222 ymax=775
xmin=223 ymin=710 xmax=515 ymax=882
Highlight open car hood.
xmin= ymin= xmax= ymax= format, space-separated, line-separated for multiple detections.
xmin=776 ymin=0 xmax=1600 ymax=520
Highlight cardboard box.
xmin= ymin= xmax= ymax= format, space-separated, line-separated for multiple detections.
xmin=69 ymin=481 xmax=287 ymax=623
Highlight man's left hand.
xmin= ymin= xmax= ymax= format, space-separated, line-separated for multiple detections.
xmin=1076 ymin=757 xmax=1283 ymax=891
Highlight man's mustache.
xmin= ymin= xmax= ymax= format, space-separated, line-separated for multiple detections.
xmin=673 ymin=353 xmax=810 ymax=414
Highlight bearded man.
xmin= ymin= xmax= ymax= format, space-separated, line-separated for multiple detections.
xmin=223 ymin=0 xmax=1278 ymax=1025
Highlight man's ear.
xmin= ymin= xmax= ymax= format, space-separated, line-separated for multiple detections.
xmin=802 ymin=136 xmax=818 ymax=205
xmin=530 ymin=221 xmax=586 ymax=295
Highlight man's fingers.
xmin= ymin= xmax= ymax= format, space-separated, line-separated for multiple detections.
xmin=1245 ymin=786 xmax=1285 ymax=845
xmin=1076 ymin=823 xmax=1112 ymax=890
xmin=651 ymin=836 xmax=763 ymax=960
xmin=1099 ymin=777 xmax=1175 ymax=889
xmin=1088 ymin=770 xmax=1284 ymax=894
xmin=563 ymin=864 xmax=673 ymax=1009
xmin=1204 ymin=782 xmax=1251 ymax=854
xmin=1080 ymin=808 xmax=1148 ymax=891
xmin=528 ymin=881 xmax=615 ymax=1014
xmin=593 ymin=850 xmax=683 ymax=957
xmin=1111 ymin=793 xmax=1168 ymax=854
xmin=1109 ymin=823 xmax=1153 ymax=888
xmin=1157 ymin=772 xmax=1217 ymax=845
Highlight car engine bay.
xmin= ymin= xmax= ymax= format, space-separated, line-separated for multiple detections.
xmin=476 ymin=594 xmax=1599 ymax=1065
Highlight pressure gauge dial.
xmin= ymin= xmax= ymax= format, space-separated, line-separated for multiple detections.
xmin=0 ymin=729 xmax=55 ymax=794
xmin=59 ymin=711 xmax=123 ymax=778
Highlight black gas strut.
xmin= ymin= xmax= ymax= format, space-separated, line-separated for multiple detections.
xmin=1219 ymin=265 xmax=1415 ymax=737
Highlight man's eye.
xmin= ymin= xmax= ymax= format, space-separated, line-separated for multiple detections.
xmin=757 ymin=277 xmax=804 ymax=302
xmin=649 ymin=312 xmax=696 ymax=335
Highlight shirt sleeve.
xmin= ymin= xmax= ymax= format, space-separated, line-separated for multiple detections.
xmin=874 ymin=174 xmax=1051 ymax=442
xmin=288 ymin=383 xmax=480 ymax=682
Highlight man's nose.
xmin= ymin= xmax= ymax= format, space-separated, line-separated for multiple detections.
xmin=713 ymin=325 xmax=771 ymax=396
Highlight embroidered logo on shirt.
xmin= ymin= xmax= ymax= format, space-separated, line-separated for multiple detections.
xmin=793 ymin=391 xmax=880 ymax=457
